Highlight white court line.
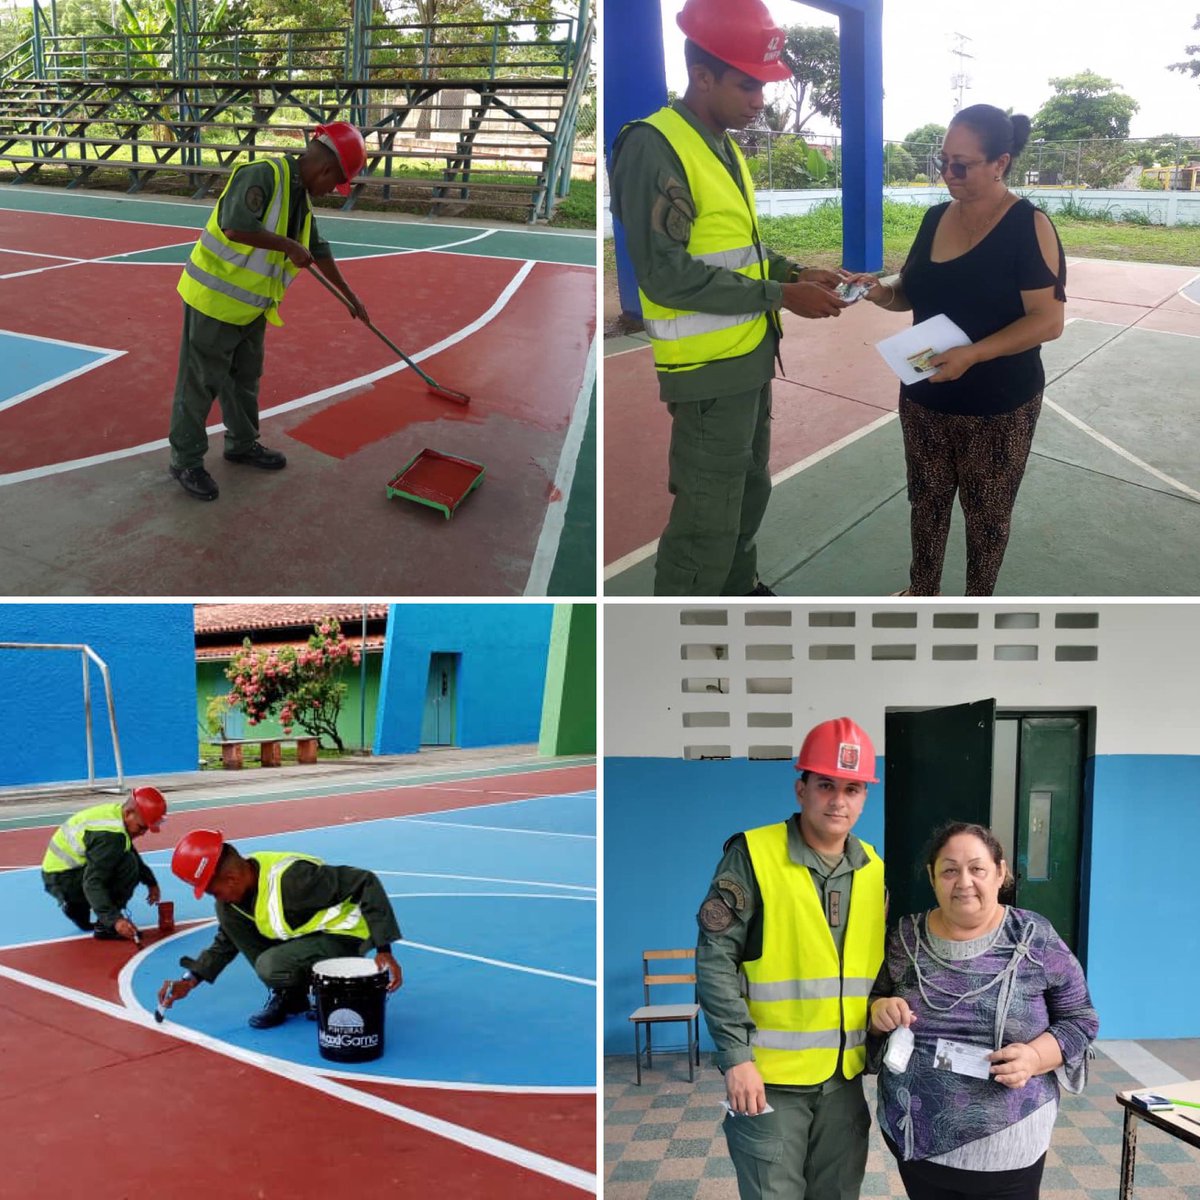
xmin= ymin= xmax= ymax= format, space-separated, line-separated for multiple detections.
xmin=603 ymin=407 xmax=899 ymax=579
xmin=0 ymin=330 xmax=126 ymax=415
xmin=0 ymin=941 xmax=595 ymax=1193
xmin=402 ymin=938 xmax=594 ymax=986
xmin=373 ymin=870 xmax=594 ymax=892
xmin=0 ymin=258 xmax=537 ymax=488
xmin=524 ymin=330 xmax=598 ymax=596
xmin=388 ymin=891 xmax=593 ymax=902
xmin=0 ymin=239 xmax=198 ymax=280
xmin=398 ymin=817 xmax=596 ymax=840
xmin=1097 ymin=1040 xmax=1187 ymax=1087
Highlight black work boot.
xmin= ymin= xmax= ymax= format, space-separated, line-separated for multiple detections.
xmin=248 ymin=986 xmax=310 ymax=1029
xmin=224 ymin=442 xmax=287 ymax=470
xmin=169 ymin=464 xmax=219 ymax=501
xmin=92 ymin=924 xmax=123 ymax=940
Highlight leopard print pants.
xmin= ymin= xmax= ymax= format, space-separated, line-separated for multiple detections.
xmin=899 ymin=392 xmax=1042 ymax=597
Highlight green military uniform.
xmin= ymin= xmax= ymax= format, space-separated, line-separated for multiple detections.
xmin=41 ymin=805 xmax=157 ymax=933
xmin=697 ymin=816 xmax=876 ymax=1200
xmin=168 ymin=157 xmax=333 ymax=471
xmin=609 ymin=100 xmax=804 ymax=596
xmin=186 ymin=857 xmax=400 ymax=990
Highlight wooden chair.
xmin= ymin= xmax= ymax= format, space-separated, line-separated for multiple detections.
xmin=628 ymin=948 xmax=701 ymax=1085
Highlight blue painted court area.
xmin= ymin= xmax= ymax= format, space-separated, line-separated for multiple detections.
xmin=0 ymin=329 xmax=121 ymax=409
xmin=3 ymin=791 xmax=596 ymax=1090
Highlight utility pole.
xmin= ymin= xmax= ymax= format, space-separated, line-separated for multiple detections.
xmin=950 ymin=31 xmax=973 ymax=113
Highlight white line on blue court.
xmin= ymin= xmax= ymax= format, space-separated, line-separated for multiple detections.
xmin=373 ymin=870 xmax=594 ymax=891
xmin=0 ymin=331 xmax=126 ymax=415
xmin=525 ymin=329 xmax=598 ymax=596
xmin=398 ymin=817 xmax=596 ymax=840
xmin=388 ymin=890 xmax=594 ymax=901
xmin=0 ymin=258 xmax=537 ymax=488
xmin=400 ymin=938 xmax=594 ymax=985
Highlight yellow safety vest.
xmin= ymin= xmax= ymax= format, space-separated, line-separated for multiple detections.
xmin=42 ymin=802 xmax=128 ymax=873
xmin=246 ymin=851 xmax=370 ymax=943
xmin=634 ymin=106 xmax=774 ymax=374
xmin=177 ymin=157 xmax=311 ymax=327
xmin=742 ymin=823 xmax=885 ymax=1085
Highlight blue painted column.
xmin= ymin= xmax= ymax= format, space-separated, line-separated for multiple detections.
xmin=604 ymin=0 xmax=668 ymax=319
xmin=833 ymin=0 xmax=884 ymax=271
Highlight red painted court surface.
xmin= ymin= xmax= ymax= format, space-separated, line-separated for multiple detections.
xmin=0 ymin=764 xmax=596 ymax=1198
xmin=0 ymin=189 xmax=596 ymax=596
xmin=604 ymin=257 xmax=1200 ymax=595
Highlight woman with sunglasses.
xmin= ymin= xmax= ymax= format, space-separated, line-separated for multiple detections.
xmin=848 ymin=105 xmax=1066 ymax=596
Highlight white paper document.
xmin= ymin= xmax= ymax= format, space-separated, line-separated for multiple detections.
xmin=875 ymin=314 xmax=973 ymax=385
xmin=722 ymin=1100 xmax=777 ymax=1117
xmin=932 ymin=1037 xmax=994 ymax=1080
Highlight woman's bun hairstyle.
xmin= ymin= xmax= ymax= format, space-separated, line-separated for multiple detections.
xmin=951 ymin=104 xmax=1030 ymax=177
xmin=1010 ymin=114 xmax=1032 ymax=158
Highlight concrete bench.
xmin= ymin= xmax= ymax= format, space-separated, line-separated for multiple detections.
xmin=214 ymin=736 xmax=319 ymax=769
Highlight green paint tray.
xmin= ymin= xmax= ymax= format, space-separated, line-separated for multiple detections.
xmin=386 ymin=448 xmax=485 ymax=519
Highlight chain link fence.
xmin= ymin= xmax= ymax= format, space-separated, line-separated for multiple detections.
xmin=729 ymin=131 xmax=1200 ymax=194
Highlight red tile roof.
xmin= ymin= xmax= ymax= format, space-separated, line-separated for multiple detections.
xmin=195 ymin=604 xmax=390 ymax=634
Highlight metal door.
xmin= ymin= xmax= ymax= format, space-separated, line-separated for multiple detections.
xmin=883 ymin=700 xmax=996 ymax=926
xmin=1013 ymin=716 xmax=1085 ymax=952
xmin=421 ymin=653 xmax=457 ymax=746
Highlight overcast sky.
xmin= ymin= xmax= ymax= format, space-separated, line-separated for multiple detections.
xmin=657 ymin=0 xmax=1200 ymax=141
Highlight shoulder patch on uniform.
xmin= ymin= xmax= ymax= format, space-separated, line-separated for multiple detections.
xmin=245 ymin=185 xmax=266 ymax=216
xmin=662 ymin=185 xmax=695 ymax=244
xmin=715 ymin=875 xmax=747 ymax=912
xmin=699 ymin=896 xmax=734 ymax=933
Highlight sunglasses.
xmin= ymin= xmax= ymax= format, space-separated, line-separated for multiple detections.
xmin=933 ymin=154 xmax=986 ymax=179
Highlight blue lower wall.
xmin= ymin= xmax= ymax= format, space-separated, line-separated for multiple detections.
xmin=604 ymin=753 xmax=1200 ymax=1053
xmin=375 ymin=605 xmax=554 ymax=755
xmin=0 ymin=605 xmax=198 ymax=787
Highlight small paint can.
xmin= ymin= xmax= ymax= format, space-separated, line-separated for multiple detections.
xmin=158 ymin=901 xmax=175 ymax=933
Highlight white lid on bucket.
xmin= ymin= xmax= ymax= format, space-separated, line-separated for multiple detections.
xmin=313 ymin=957 xmax=380 ymax=979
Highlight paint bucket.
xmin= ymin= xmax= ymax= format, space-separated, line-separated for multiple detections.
xmin=312 ymin=957 xmax=388 ymax=1063
xmin=157 ymin=901 xmax=175 ymax=933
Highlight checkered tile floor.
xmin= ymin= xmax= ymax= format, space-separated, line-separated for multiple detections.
xmin=603 ymin=1047 xmax=1200 ymax=1200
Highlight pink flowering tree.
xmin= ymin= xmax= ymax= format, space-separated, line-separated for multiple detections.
xmin=224 ymin=617 xmax=361 ymax=752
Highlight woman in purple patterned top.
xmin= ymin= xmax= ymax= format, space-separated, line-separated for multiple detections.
xmin=869 ymin=823 xmax=1098 ymax=1200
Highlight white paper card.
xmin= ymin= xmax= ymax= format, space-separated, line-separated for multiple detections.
xmin=933 ymin=1038 xmax=993 ymax=1080
xmin=875 ymin=314 xmax=973 ymax=385
xmin=722 ymin=1100 xmax=777 ymax=1117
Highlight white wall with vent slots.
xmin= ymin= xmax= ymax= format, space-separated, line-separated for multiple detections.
xmin=605 ymin=603 xmax=1200 ymax=759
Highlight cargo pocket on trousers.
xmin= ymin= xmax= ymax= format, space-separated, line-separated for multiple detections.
xmin=723 ymin=1110 xmax=785 ymax=1164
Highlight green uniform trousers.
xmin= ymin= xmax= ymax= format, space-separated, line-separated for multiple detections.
xmin=219 ymin=920 xmax=367 ymax=990
xmin=723 ymin=1076 xmax=870 ymax=1200
xmin=168 ymin=303 xmax=267 ymax=470
xmin=654 ymin=381 xmax=773 ymax=596
xmin=42 ymin=856 xmax=141 ymax=932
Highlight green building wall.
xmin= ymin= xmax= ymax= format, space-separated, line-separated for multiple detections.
xmin=538 ymin=604 xmax=597 ymax=756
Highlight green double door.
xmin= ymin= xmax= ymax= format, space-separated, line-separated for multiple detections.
xmin=421 ymin=653 xmax=458 ymax=746
xmin=883 ymin=701 xmax=1087 ymax=954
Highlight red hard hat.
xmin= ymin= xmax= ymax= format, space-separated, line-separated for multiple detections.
xmin=313 ymin=122 xmax=366 ymax=196
xmin=677 ymin=0 xmax=792 ymax=84
xmin=130 ymin=786 xmax=167 ymax=831
xmin=796 ymin=717 xmax=878 ymax=783
xmin=171 ymin=829 xmax=225 ymax=899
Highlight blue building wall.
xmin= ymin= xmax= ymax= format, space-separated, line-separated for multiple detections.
xmin=603 ymin=753 xmax=1197 ymax=1053
xmin=374 ymin=605 xmax=555 ymax=755
xmin=0 ymin=605 xmax=197 ymax=787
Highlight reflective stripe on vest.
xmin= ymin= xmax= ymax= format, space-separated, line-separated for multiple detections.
xmin=249 ymin=851 xmax=370 ymax=943
xmin=41 ymin=802 xmax=128 ymax=874
xmin=741 ymin=823 xmax=885 ymax=1085
xmin=176 ymin=157 xmax=311 ymax=327
xmin=632 ymin=107 xmax=770 ymax=373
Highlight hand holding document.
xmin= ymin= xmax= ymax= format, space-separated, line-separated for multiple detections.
xmin=876 ymin=314 xmax=973 ymax=385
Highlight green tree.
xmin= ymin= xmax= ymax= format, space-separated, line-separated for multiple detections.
xmin=1032 ymin=70 xmax=1139 ymax=141
xmin=901 ymin=122 xmax=946 ymax=168
xmin=883 ymin=142 xmax=916 ymax=184
xmin=776 ymin=24 xmax=840 ymax=134
xmin=1168 ymin=12 xmax=1200 ymax=81
xmin=225 ymin=617 xmax=361 ymax=752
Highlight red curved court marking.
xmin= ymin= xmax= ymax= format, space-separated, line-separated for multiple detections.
xmin=0 ymin=250 xmax=529 ymax=475
xmin=0 ymin=764 xmax=596 ymax=866
xmin=0 ymin=972 xmax=592 ymax=1196
xmin=288 ymin=260 xmax=597 ymax=458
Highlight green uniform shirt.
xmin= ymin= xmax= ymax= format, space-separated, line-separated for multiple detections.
xmin=609 ymin=100 xmax=801 ymax=403
xmin=217 ymin=156 xmax=333 ymax=260
xmin=66 ymin=830 xmax=157 ymax=928
xmin=190 ymin=860 xmax=401 ymax=983
xmin=697 ymin=817 xmax=873 ymax=1091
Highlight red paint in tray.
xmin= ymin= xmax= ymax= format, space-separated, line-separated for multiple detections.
xmin=386 ymin=449 xmax=485 ymax=518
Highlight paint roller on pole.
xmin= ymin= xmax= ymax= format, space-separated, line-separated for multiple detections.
xmin=305 ymin=266 xmax=471 ymax=405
